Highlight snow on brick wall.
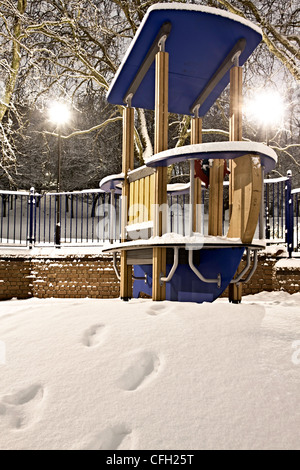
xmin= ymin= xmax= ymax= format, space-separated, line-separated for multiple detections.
xmin=275 ymin=262 xmax=300 ymax=294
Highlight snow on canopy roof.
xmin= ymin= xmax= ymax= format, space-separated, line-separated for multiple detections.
xmin=99 ymin=173 xmax=124 ymax=194
xmin=107 ymin=3 xmax=262 ymax=116
xmin=145 ymin=141 xmax=277 ymax=173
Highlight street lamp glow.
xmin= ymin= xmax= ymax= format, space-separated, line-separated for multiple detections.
xmin=244 ymin=90 xmax=285 ymax=127
xmin=48 ymin=102 xmax=71 ymax=126
xmin=47 ymin=101 xmax=70 ymax=247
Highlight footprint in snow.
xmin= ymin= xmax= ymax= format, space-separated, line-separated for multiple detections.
xmin=146 ymin=303 xmax=167 ymax=316
xmin=118 ymin=351 xmax=160 ymax=391
xmin=82 ymin=324 xmax=106 ymax=348
xmin=84 ymin=424 xmax=131 ymax=450
xmin=0 ymin=384 xmax=44 ymax=430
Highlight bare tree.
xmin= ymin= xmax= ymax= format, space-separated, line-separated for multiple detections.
xmin=0 ymin=0 xmax=299 ymax=188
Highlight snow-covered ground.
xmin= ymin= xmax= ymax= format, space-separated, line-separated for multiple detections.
xmin=0 ymin=292 xmax=300 ymax=450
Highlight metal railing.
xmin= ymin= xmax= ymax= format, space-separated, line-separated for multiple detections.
xmin=0 ymin=172 xmax=299 ymax=254
xmin=33 ymin=190 xmax=121 ymax=246
xmin=0 ymin=190 xmax=31 ymax=246
xmin=264 ymin=176 xmax=289 ymax=243
xmin=0 ymin=189 xmax=121 ymax=247
xmin=292 ymin=187 xmax=300 ymax=252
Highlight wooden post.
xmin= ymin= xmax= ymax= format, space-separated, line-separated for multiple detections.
xmin=120 ymin=106 xmax=134 ymax=300
xmin=227 ymin=65 xmax=262 ymax=302
xmin=152 ymin=51 xmax=168 ymax=301
xmin=207 ymin=94 xmax=224 ymax=237
xmin=228 ymin=65 xmax=262 ymax=242
xmin=228 ymin=65 xmax=243 ymax=225
xmin=191 ymin=117 xmax=203 ymax=232
xmin=208 ymin=160 xmax=224 ymax=236
xmin=228 ymin=65 xmax=243 ymax=303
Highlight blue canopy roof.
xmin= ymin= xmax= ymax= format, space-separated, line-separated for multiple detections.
xmin=107 ymin=4 xmax=262 ymax=116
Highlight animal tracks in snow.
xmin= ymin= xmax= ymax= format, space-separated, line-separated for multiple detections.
xmin=82 ymin=324 xmax=106 ymax=348
xmin=0 ymin=384 xmax=44 ymax=430
xmin=118 ymin=351 xmax=160 ymax=391
xmin=84 ymin=424 xmax=132 ymax=450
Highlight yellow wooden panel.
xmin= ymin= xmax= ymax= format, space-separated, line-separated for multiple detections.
xmin=132 ymin=180 xmax=139 ymax=224
xmin=144 ymin=175 xmax=150 ymax=222
xmin=150 ymin=173 xmax=155 ymax=221
xmin=139 ymin=178 xmax=144 ymax=223
xmin=208 ymin=160 xmax=224 ymax=236
xmin=129 ymin=181 xmax=134 ymax=224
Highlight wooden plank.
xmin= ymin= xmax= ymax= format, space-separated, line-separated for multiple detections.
xmin=127 ymin=248 xmax=153 ymax=265
xmin=228 ymin=155 xmax=262 ymax=243
xmin=139 ymin=177 xmax=145 ymax=223
xmin=208 ymin=159 xmax=224 ymax=236
xmin=134 ymin=180 xmax=139 ymax=223
xmin=144 ymin=175 xmax=150 ymax=222
xmin=227 ymin=66 xmax=262 ymax=302
xmin=153 ymin=246 xmax=167 ymax=301
xmin=152 ymin=51 xmax=169 ymax=301
xmin=227 ymin=66 xmax=262 ymax=243
xmin=128 ymin=166 xmax=155 ymax=183
xmin=120 ymin=106 xmax=134 ymax=300
xmin=120 ymin=251 xmax=133 ymax=300
xmin=228 ymin=66 xmax=243 ymax=303
xmin=243 ymin=158 xmax=262 ymax=242
xmin=150 ymin=173 xmax=155 ymax=221
xmin=229 ymin=66 xmax=242 ymax=220
xmin=154 ymin=52 xmax=169 ymax=153
xmin=191 ymin=117 xmax=203 ymax=232
xmin=128 ymin=182 xmax=134 ymax=224
xmin=153 ymin=166 xmax=168 ymax=236
xmin=191 ymin=116 xmax=202 ymax=145
xmin=122 ymin=107 xmax=135 ymax=174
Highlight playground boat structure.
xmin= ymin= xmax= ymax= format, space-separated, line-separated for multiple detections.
xmin=100 ymin=3 xmax=277 ymax=303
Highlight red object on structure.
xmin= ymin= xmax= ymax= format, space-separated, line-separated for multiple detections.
xmin=224 ymin=161 xmax=230 ymax=178
xmin=195 ymin=159 xmax=209 ymax=187
xmin=194 ymin=159 xmax=230 ymax=188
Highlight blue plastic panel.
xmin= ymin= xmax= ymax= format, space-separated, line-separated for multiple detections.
xmin=107 ymin=5 xmax=262 ymax=116
xmin=133 ymin=246 xmax=245 ymax=303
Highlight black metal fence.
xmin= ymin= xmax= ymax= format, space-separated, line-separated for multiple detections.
xmin=0 ymin=172 xmax=299 ymax=254
xmin=0 ymin=190 xmax=30 ymax=246
xmin=0 ymin=189 xmax=120 ymax=247
xmin=292 ymin=187 xmax=300 ymax=253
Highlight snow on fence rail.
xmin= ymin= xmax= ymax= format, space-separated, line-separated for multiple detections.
xmin=0 ymin=173 xmax=299 ymax=253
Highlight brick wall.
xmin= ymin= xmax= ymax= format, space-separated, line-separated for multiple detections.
xmin=0 ymin=252 xmax=299 ymax=301
xmin=221 ymin=253 xmax=279 ymax=297
xmin=0 ymin=257 xmax=32 ymax=300
xmin=274 ymin=260 xmax=300 ymax=294
xmin=0 ymin=254 xmax=120 ymax=301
